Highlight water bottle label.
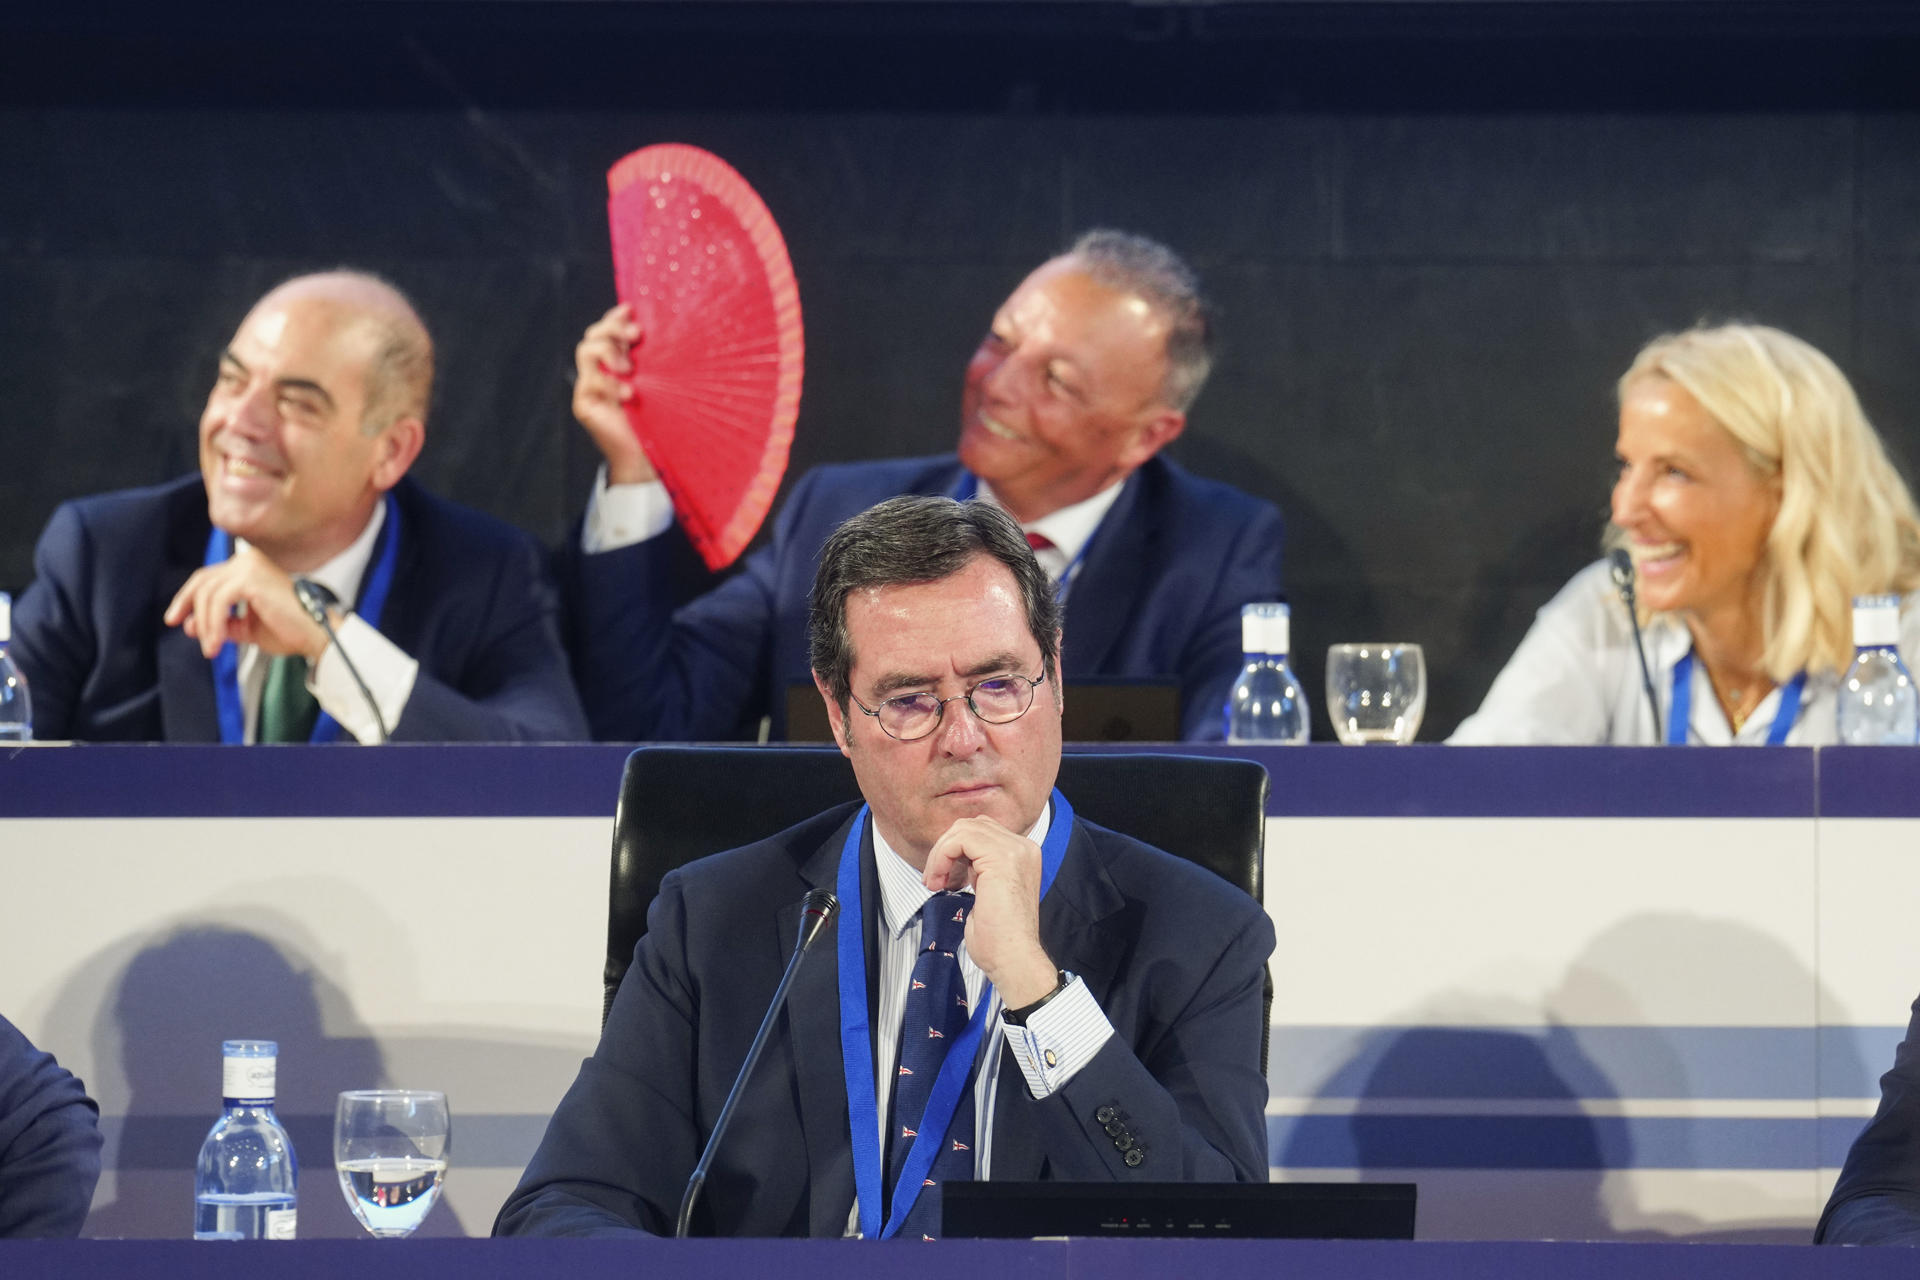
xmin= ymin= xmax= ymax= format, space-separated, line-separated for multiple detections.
xmin=0 ymin=592 xmax=10 ymax=644
xmin=265 ymin=1208 xmax=297 ymax=1240
xmin=222 ymin=1055 xmax=276 ymax=1102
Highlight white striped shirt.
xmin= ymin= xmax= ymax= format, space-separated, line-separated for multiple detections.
xmin=858 ymin=803 xmax=1114 ymax=1214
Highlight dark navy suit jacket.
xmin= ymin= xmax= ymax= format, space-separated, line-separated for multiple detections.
xmin=0 ymin=1015 xmax=101 ymax=1239
xmin=1818 ymin=993 xmax=1920 ymax=1245
xmin=493 ymin=805 xmax=1274 ymax=1237
xmin=12 ymin=474 xmax=588 ymax=742
xmin=559 ymin=454 xmax=1285 ymax=742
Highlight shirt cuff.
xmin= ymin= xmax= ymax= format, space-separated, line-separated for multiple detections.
xmin=1000 ymin=975 xmax=1113 ymax=1098
xmin=309 ymin=613 xmax=418 ymax=744
xmin=581 ymin=464 xmax=675 ymax=554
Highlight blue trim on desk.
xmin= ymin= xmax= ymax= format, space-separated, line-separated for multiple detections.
xmin=0 ymin=742 xmax=1831 ymax=819
xmin=0 ymin=744 xmax=636 ymax=817
xmin=12 ymin=1238 xmax=1920 ymax=1280
xmin=1820 ymin=746 xmax=1920 ymax=817
xmin=1068 ymin=744 xmax=1817 ymax=818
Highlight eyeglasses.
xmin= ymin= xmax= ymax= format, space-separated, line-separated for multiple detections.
xmin=850 ymin=673 xmax=1046 ymax=742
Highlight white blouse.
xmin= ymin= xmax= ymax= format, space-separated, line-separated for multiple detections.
xmin=1450 ymin=560 xmax=1920 ymax=746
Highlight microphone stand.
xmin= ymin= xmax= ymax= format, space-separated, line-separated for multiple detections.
xmin=1608 ymin=548 xmax=1664 ymax=742
xmin=676 ymin=888 xmax=839 ymax=1238
xmin=292 ymin=578 xmax=390 ymax=743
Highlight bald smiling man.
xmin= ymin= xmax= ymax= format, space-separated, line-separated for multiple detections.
xmin=12 ymin=271 xmax=587 ymax=743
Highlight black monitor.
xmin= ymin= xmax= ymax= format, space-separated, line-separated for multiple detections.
xmin=941 ymin=1181 xmax=1417 ymax=1240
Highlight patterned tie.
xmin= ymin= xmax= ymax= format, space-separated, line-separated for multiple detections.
xmin=888 ymin=890 xmax=976 ymax=1239
xmin=257 ymin=654 xmax=319 ymax=744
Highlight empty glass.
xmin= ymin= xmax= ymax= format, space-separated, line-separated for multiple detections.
xmin=334 ymin=1089 xmax=450 ymax=1238
xmin=1326 ymin=643 xmax=1426 ymax=744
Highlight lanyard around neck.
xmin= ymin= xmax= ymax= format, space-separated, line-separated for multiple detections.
xmin=835 ymin=790 xmax=1072 ymax=1239
xmin=206 ymin=492 xmax=402 ymax=745
xmin=1667 ymin=649 xmax=1806 ymax=746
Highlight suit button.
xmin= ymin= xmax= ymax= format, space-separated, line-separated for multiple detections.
xmin=1113 ymin=1133 xmax=1133 ymax=1152
xmin=1124 ymin=1148 xmax=1145 ymax=1168
xmin=1095 ymin=1105 xmax=1117 ymax=1124
xmin=1104 ymin=1120 xmax=1125 ymax=1137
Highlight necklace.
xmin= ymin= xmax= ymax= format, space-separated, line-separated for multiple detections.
xmin=1723 ymin=681 xmax=1772 ymax=733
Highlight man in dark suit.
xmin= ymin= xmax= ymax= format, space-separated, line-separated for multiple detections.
xmin=12 ymin=271 xmax=586 ymax=743
xmin=0 ymin=1015 xmax=101 ymax=1238
xmin=497 ymin=496 xmax=1273 ymax=1239
xmin=1818 ymin=992 xmax=1920 ymax=1245
xmin=560 ymin=230 xmax=1284 ymax=742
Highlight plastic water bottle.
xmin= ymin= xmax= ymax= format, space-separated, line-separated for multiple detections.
xmin=194 ymin=1040 xmax=298 ymax=1240
xmin=0 ymin=592 xmax=30 ymax=742
xmin=1225 ymin=602 xmax=1309 ymax=743
xmin=1837 ymin=594 xmax=1918 ymax=745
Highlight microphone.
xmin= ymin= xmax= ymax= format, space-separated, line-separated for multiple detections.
xmin=675 ymin=888 xmax=839 ymax=1238
xmin=1608 ymin=548 xmax=1664 ymax=742
xmin=291 ymin=578 xmax=390 ymax=744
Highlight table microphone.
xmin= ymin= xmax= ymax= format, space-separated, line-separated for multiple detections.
xmin=1608 ymin=548 xmax=1664 ymax=742
xmin=675 ymin=887 xmax=839 ymax=1238
xmin=291 ymin=578 xmax=390 ymax=743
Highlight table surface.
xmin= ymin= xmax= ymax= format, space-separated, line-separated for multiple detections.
xmin=3 ymin=1237 xmax=1919 ymax=1280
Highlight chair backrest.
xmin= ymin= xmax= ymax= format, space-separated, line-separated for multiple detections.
xmin=604 ymin=746 xmax=1272 ymax=1069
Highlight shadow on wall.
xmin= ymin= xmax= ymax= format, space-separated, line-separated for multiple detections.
xmin=1276 ymin=1021 xmax=1617 ymax=1242
xmin=1275 ymin=913 xmax=1858 ymax=1243
xmin=55 ymin=923 xmax=469 ymax=1240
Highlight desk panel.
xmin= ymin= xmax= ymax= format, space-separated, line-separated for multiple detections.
xmin=1 ymin=744 xmax=1914 ymax=1242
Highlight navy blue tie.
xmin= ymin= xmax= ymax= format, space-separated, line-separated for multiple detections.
xmin=888 ymin=890 xmax=976 ymax=1239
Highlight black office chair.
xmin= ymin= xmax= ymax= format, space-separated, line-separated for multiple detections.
xmin=603 ymin=746 xmax=1272 ymax=1070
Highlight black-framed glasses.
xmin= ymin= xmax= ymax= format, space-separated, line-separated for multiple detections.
xmin=850 ymin=673 xmax=1046 ymax=742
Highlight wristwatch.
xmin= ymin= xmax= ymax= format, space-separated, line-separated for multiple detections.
xmin=1001 ymin=969 xmax=1073 ymax=1026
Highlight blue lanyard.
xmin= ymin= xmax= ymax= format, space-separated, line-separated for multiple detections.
xmin=836 ymin=790 xmax=1073 ymax=1239
xmin=952 ymin=474 xmax=1094 ymax=607
xmin=205 ymin=493 xmax=402 ymax=745
xmin=1667 ymin=650 xmax=1806 ymax=746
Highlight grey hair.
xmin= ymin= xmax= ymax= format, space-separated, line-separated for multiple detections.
xmin=1065 ymin=228 xmax=1213 ymax=413
xmin=808 ymin=495 xmax=1061 ymax=711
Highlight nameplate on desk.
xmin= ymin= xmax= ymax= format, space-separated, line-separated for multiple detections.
xmin=940 ymin=1180 xmax=1417 ymax=1239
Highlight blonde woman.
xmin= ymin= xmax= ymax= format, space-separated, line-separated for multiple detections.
xmin=1453 ymin=323 xmax=1920 ymax=745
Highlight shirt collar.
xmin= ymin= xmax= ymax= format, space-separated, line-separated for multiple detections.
xmin=239 ymin=497 xmax=387 ymax=611
xmin=975 ymin=476 xmax=1125 ymax=566
xmin=872 ymin=800 xmax=1054 ymax=940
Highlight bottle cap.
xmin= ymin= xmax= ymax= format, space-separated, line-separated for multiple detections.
xmin=1240 ymin=602 xmax=1290 ymax=657
xmin=0 ymin=591 xmax=10 ymax=644
xmin=1852 ymin=594 xmax=1902 ymax=649
xmin=221 ymin=1039 xmax=278 ymax=1103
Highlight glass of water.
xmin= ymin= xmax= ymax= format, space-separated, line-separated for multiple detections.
xmin=334 ymin=1089 xmax=450 ymax=1238
xmin=1326 ymin=643 xmax=1427 ymax=744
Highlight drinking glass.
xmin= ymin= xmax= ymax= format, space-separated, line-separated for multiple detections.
xmin=1326 ymin=643 xmax=1426 ymax=744
xmin=334 ymin=1089 xmax=450 ymax=1238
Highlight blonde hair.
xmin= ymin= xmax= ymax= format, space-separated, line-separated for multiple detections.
xmin=1612 ymin=323 xmax=1920 ymax=679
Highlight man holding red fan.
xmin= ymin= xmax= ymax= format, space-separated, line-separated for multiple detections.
xmin=561 ymin=230 xmax=1285 ymax=742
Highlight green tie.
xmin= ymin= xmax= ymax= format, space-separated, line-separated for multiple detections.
xmin=258 ymin=654 xmax=319 ymax=744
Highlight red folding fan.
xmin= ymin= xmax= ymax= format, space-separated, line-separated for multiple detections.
xmin=606 ymin=144 xmax=804 ymax=570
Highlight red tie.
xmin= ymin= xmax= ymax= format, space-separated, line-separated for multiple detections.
xmin=1025 ymin=532 xmax=1055 ymax=552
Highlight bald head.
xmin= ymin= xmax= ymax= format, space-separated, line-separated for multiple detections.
xmin=251 ymin=271 xmax=434 ymax=435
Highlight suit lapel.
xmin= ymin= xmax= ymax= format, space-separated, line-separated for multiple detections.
xmin=1058 ymin=473 xmax=1149 ymax=675
xmin=157 ymin=499 xmax=220 ymax=742
xmin=786 ymin=811 xmax=862 ymax=1235
xmin=989 ymin=818 xmax=1124 ymax=1180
